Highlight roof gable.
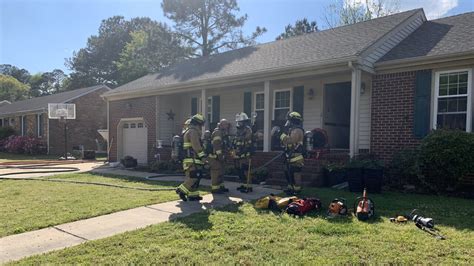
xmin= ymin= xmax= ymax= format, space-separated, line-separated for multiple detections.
xmin=378 ymin=12 xmax=474 ymax=63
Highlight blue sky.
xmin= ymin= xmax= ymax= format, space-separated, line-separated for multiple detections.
xmin=1 ymin=0 xmax=472 ymax=74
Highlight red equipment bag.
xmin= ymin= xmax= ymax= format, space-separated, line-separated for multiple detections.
xmin=285 ymin=198 xmax=322 ymax=216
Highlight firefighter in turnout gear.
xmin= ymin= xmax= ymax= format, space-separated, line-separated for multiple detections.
xmin=233 ymin=112 xmax=254 ymax=193
xmin=274 ymin=111 xmax=305 ymax=195
xmin=176 ymin=114 xmax=206 ymax=201
xmin=208 ymin=119 xmax=231 ymax=193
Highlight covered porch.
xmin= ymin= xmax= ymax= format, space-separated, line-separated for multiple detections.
xmin=155 ymin=65 xmax=373 ymax=157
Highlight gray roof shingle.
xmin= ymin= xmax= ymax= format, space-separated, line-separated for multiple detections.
xmin=0 ymin=85 xmax=109 ymax=116
xmin=106 ymin=9 xmax=420 ymax=96
xmin=379 ymin=12 xmax=474 ymax=62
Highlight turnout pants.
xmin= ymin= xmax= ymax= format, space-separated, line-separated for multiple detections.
xmin=286 ymin=154 xmax=304 ymax=192
xmin=236 ymin=157 xmax=252 ymax=189
xmin=208 ymin=157 xmax=225 ymax=190
xmin=178 ymin=163 xmax=202 ymax=198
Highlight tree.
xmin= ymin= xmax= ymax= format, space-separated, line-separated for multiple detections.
xmin=276 ymin=18 xmax=318 ymax=40
xmin=116 ymin=22 xmax=189 ymax=84
xmin=0 ymin=64 xmax=31 ymax=84
xmin=0 ymin=74 xmax=30 ymax=102
xmin=29 ymin=69 xmax=67 ymax=97
xmin=324 ymin=0 xmax=400 ymax=28
xmin=66 ymin=16 xmax=187 ymax=87
xmin=162 ymin=0 xmax=267 ymax=57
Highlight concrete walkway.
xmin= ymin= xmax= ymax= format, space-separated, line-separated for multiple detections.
xmin=0 ymin=167 xmax=281 ymax=264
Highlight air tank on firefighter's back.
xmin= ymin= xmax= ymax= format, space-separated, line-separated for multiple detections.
xmin=171 ymin=135 xmax=183 ymax=162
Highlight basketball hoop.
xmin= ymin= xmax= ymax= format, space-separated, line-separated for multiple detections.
xmin=48 ymin=103 xmax=76 ymax=160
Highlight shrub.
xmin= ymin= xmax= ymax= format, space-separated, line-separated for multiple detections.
xmin=150 ymin=161 xmax=179 ymax=173
xmin=0 ymin=127 xmax=15 ymax=140
xmin=387 ymin=149 xmax=421 ymax=188
xmin=418 ymin=130 xmax=474 ymax=191
xmin=3 ymin=135 xmax=46 ymax=155
xmin=253 ymin=167 xmax=269 ymax=184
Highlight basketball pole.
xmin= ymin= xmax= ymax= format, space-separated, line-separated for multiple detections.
xmin=63 ymin=117 xmax=68 ymax=160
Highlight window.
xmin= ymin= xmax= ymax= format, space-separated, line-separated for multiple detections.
xmin=137 ymin=123 xmax=144 ymax=128
xmin=254 ymin=92 xmax=264 ymax=129
xmin=434 ymin=69 xmax=472 ymax=132
xmin=207 ymin=96 xmax=213 ymax=123
xmin=273 ymin=90 xmax=291 ymax=121
xmin=36 ymin=114 xmax=44 ymax=137
xmin=21 ymin=116 xmax=27 ymax=136
xmin=130 ymin=123 xmax=136 ymax=128
xmin=123 ymin=123 xmax=129 ymax=128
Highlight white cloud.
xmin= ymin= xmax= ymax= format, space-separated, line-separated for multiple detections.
xmin=399 ymin=0 xmax=459 ymax=19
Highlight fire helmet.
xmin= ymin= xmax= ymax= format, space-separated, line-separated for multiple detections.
xmin=190 ymin=113 xmax=205 ymax=125
xmin=218 ymin=118 xmax=230 ymax=130
xmin=287 ymin=111 xmax=303 ymax=122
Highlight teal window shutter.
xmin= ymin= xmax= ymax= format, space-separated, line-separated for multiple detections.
xmin=212 ymin=95 xmax=220 ymax=122
xmin=191 ymin=97 xmax=197 ymax=115
xmin=243 ymin=92 xmax=252 ymax=116
xmin=293 ymin=86 xmax=304 ymax=117
xmin=414 ymin=70 xmax=432 ymax=138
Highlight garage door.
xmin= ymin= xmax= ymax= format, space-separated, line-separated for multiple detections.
xmin=122 ymin=121 xmax=147 ymax=164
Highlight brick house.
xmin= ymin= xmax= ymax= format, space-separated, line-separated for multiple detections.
xmin=103 ymin=9 xmax=473 ymax=184
xmin=0 ymin=85 xmax=110 ymax=155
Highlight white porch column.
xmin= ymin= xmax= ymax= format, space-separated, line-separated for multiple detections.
xmin=350 ymin=67 xmax=361 ymax=157
xmin=263 ymin=80 xmax=271 ymax=152
xmin=201 ymin=89 xmax=208 ymax=129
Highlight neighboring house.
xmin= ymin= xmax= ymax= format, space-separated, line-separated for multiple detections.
xmin=103 ymin=9 xmax=473 ymax=167
xmin=0 ymin=85 xmax=111 ymax=155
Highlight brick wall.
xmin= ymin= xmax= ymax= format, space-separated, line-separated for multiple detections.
xmin=49 ymin=88 xmax=108 ymax=155
xmin=109 ymin=96 xmax=156 ymax=162
xmin=371 ymin=71 xmax=422 ymax=161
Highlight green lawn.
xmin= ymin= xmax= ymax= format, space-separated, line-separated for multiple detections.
xmin=10 ymin=188 xmax=474 ymax=265
xmin=0 ymin=173 xmax=182 ymax=237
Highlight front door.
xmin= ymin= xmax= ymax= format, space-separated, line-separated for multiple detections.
xmin=323 ymin=82 xmax=351 ymax=149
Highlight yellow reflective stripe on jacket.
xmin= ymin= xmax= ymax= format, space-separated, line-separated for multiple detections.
xmin=215 ymin=150 xmax=222 ymax=155
xmin=188 ymin=191 xmax=200 ymax=196
xmin=182 ymin=158 xmax=204 ymax=164
xmin=211 ymin=185 xmax=221 ymax=190
xmin=280 ymin=133 xmax=288 ymax=141
xmin=197 ymin=151 xmax=206 ymax=158
xmin=290 ymin=155 xmax=304 ymax=163
xmin=207 ymin=154 xmax=217 ymax=159
xmin=183 ymin=142 xmax=192 ymax=148
xmin=212 ymin=136 xmax=222 ymax=141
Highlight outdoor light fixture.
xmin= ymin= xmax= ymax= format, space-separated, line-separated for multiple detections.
xmin=308 ymin=88 xmax=315 ymax=99
xmin=360 ymin=82 xmax=366 ymax=95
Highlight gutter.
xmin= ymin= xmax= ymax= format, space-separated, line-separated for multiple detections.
xmin=375 ymin=51 xmax=474 ymax=71
xmin=103 ymin=56 xmax=358 ymax=100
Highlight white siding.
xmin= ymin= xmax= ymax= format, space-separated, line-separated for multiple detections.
xmin=364 ymin=13 xmax=424 ymax=65
xmin=358 ymin=73 xmax=372 ymax=150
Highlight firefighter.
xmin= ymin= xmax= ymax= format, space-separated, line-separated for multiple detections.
xmin=176 ymin=114 xmax=206 ymax=201
xmin=233 ymin=112 xmax=254 ymax=193
xmin=274 ymin=111 xmax=305 ymax=195
xmin=208 ymin=119 xmax=231 ymax=193
xmin=182 ymin=118 xmax=191 ymax=134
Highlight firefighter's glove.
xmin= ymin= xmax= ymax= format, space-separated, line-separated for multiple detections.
xmin=271 ymin=126 xmax=282 ymax=140
xmin=280 ymin=133 xmax=288 ymax=142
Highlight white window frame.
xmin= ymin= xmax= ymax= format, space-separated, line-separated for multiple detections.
xmin=207 ymin=96 xmax=213 ymax=123
xmin=254 ymin=92 xmax=265 ymax=113
xmin=433 ymin=68 xmax=472 ymax=132
xmin=272 ymin=89 xmax=292 ymax=120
